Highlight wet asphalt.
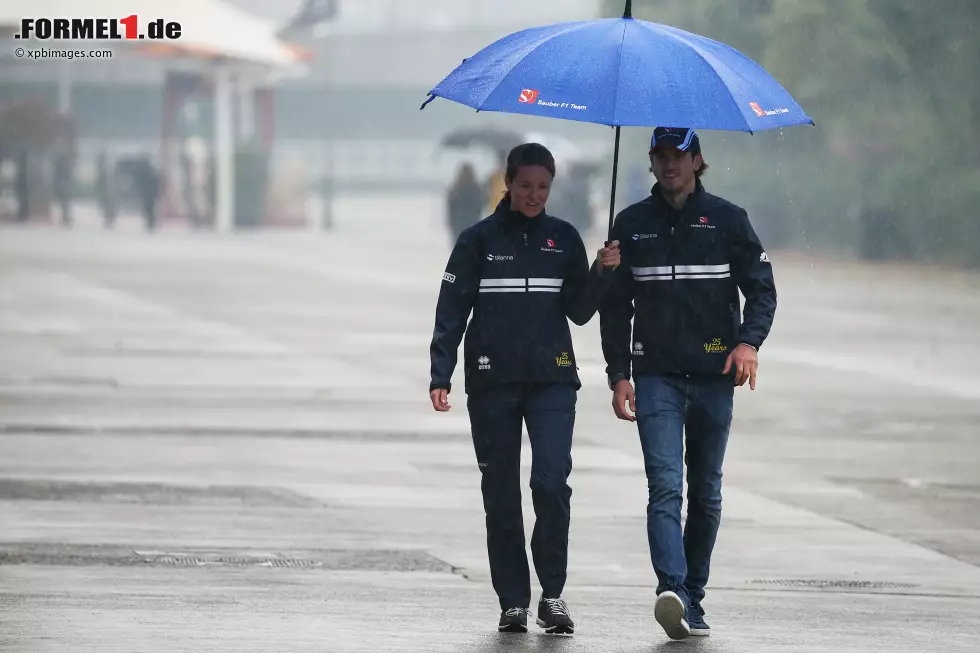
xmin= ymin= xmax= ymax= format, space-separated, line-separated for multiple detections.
xmin=1 ymin=207 xmax=978 ymax=651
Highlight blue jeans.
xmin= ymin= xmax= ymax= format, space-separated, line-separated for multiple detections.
xmin=634 ymin=374 xmax=734 ymax=613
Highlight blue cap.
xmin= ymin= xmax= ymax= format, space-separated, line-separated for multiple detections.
xmin=650 ymin=127 xmax=700 ymax=154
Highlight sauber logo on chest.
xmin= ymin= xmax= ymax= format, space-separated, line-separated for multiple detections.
xmin=541 ymin=238 xmax=563 ymax=253
xmin=691 ymin=216 xmax=715 ymax=229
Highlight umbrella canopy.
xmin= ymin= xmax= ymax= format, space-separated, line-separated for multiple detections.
xmin=422 ymin=0 xmax=813 ymax=237
xmin=424 ymin=12 xmax=812 ymax=132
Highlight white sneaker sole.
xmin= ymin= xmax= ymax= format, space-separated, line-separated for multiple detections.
xmin=690 ymin=627 xmax=710 ymax=637
xmin=536 ymin=618 xmax=574 ymax=635
xmin=654 ymin=592 xmax=690 ymax=640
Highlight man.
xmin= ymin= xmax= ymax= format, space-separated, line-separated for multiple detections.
xmin=599 ymin=127 xmax=777 ymax=640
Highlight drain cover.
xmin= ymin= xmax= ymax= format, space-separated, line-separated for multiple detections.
xmin=0 ymin=479 xmax=322 ymax=508
xmin=147 ymin=555 xmax=323 ymax=568
xmin=0 ymin=544 xmax=451 ymax=572
xmin=751 ymin=579 xmax=919 ymax=590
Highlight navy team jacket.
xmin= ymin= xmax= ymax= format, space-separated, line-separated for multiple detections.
xmin=430 ymin=200 xmax=612 ymax=394
xmin=600 ymin=180 xmax=777 ymax=383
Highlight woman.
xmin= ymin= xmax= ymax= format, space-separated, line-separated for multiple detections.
xmin=428 ymin=143 xmax=620 ymax=634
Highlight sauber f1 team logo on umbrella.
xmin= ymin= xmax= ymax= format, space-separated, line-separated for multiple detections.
xmin=750 ymin=101 xmax=790 ymax=117
xmin=519 ymin=89 xmax=539 ymax=104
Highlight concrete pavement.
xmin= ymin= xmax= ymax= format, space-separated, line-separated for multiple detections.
xmin=1 ymin=209 xmax=979 ymax=651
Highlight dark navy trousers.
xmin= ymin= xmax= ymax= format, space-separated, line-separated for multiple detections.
xmin=466 ymin=383 xmax=577 ymax=610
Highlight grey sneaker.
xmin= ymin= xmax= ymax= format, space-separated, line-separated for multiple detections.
xmin=498 ymin=607 xmax=529 ymax=632
xmin=536 ymin=597 xmax=574 ymax=634
xmin=654 ymin=591 xmax=690 ymax=640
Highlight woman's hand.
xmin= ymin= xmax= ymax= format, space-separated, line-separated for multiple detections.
xmin=430 ymin=388 xmax=451 ymax=411
xmin=597 ymin=240 xmax=621 ymax=270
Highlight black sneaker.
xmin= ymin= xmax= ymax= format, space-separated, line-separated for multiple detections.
xmin=689 ymin=602 xmax=710 ymax=637
xmin=498 ymin=607 xmax=529 ymax=633
xmin=536 ymin=597 xmax=574 ymax=634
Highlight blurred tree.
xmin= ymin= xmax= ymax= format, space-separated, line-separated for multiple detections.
xmin=601 ymin=0 xmax=980 ymax=267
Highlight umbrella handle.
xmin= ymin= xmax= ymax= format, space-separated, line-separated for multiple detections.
xmin=606 ymin=125 xmax=621 ymax=243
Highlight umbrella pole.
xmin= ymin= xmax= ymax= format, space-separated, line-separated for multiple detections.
xmin=605 ymin=0 xmax=629 ymax=242
xmin=606 ymin=125 xmax=621 ymax=244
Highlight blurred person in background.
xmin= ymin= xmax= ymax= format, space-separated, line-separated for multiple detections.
xmin=483 ymin=152 xmax=508 ymax=215
xmin=95 ymin=151 xmax=117 ymax=228
xmin=14 ymin=150 xmax=29 ymax=222
xmin=120 ymin=155 xmax=161 ymax=232
xmin=429 ymin=143 xmax=620 ymax=635
xmin=52 ymin=149 xmax=74 ymax=227
xmin=600 ymin=127 xmax=777 ymax=641
xmin=446 ymin=162 xmax=485 ymax=246
xmin=180 ymin=136 xmax=210 ymax=228
xmin=547 ymin=162 xmax=595 ymax=240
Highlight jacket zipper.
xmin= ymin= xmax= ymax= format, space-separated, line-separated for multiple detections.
xmin=667 ymin=218 xmax=679 ymax=372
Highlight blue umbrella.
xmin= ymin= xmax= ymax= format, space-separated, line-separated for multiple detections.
xmin=421 ymin=0 xmax=814 ymax=238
